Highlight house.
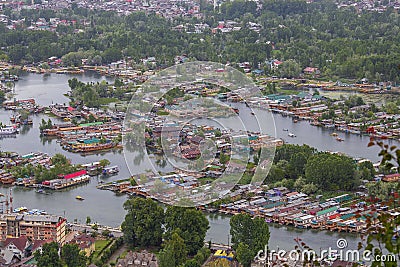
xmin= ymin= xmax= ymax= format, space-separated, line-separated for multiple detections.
xmin=303 ymin=67 xmax=320 ymax=75
xmin=116 ymin=250 xmax=158 ymax=267
xmin=68 ymin=234 xmax=95 ymax=256
xmin=0 ymin=249 xmax=20 ymax=266
xmin=28 ymin=239 xmax=53 ymax=256
xmin=382 ymin=173 xmax=400 ymax=182
xmin=0 ymin=236 xmax=31 ymax=265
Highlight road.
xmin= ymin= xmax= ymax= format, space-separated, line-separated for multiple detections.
xmin=68 ymin=223 xmax=123 ymax=238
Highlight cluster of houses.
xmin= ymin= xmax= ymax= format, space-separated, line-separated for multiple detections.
xmin=0 ymin=230 xmax=98 ymax=266
xmin=115 ymin=250 xmax=158 ymax=267
xmin=245 ymin=91 xmax=400 ymax=140
xmin=73 ymin=0 xmax=202 ymax=19
xmin=0 ymin=0 xmax=203 ymax=19
xmin=337 ymin=0 xmax=400 ymax=12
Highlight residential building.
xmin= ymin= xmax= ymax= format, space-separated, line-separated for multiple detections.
xmin=116 ymin=250 xmax=158 ymax=267
xmin=0 ymin=214 xmax=66 ymax=245
xmin=68 ymin=234 xmax=95 ymax=256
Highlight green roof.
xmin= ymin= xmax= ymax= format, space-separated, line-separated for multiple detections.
xmin=83 ymin=138 xmax=100 ymax=144
xmin=297 ymin=92 xmax=309 ymax=98
xmin=340 ymin=213 xmax=354 ymax=220
xmin=312 ymin=95 xmax=323 ymax=100
xmin=79 ymin=122 xmax=104 ymax=127
xmin=267 ymin=94 xmax=290 ymax=101
xmin=263 ymin=202 xmax=284 ymax=209
xmin=316 ymin=206 xmax=338 ymax=216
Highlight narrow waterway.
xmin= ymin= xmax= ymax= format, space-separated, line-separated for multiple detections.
xmin=0 ymin=72 xmax=382 ymax=250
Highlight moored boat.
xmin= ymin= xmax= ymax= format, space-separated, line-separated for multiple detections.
xmin=0 ymin=125 xmax=18 ymax=135
xmin=102 ymin=165 xmax=119 ymax=176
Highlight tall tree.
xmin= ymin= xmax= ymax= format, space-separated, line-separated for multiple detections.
xmin=236 ymin=242 xmax=254 ymax=267
xmin=230 ymin=213 xmax=269 ymax=263
xmin=34 ymin=242 xmax=63 ymax=267
xmin=60 ymin=243 xmax=87 ymax=267
xmin=304 ymin=152 xmax=357 ymax=191
xmin=164 ymin=206 xmax=209 ymax=256
xmin=121 ymin=198 xmax=164 ymax=247
xmin=159 ymin=232 xmax=187 ymax=267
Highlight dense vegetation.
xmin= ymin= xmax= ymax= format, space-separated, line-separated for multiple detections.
xmin=35 ymin=242 xmax=87 ymax=267
xmin=68 ymin=78 xmax=132 ymax=108
xmin=230 ymin=213 xmax=270 ymax=267
xmin=266 ymin=144 xmax=375 ymax=193
xmin=10 ymin=153 xmax=79 ymax=183
xmin=121 ymin=198 xmax=210 ymax=267
xmin=1 ymin=0 xmax=400 ymax=82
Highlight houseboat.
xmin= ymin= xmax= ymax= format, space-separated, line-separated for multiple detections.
xmin=294 ymin=214 xmax=315 ymax=229
xmin=0 ymin=125 xmax=18 ymax=135
xmin=102 ymin=166 xmax=119 ymax=176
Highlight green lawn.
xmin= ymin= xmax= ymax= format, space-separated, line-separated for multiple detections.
xmin=92 ymin=239 xmax=112 ymax=259
xmin=157 ymin=110 xmax=169 ymax=115
xmin=99 ymin=97 xmax=119 ymax=105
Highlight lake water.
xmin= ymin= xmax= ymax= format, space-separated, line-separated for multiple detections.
xmin=0 ymin=72 xmax=381 ymax=250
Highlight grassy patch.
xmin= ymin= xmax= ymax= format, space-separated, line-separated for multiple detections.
xmin=157 ymin=110 xmax=169 ymax=115
xmin=198 ymin=177 xmax=214 ymax=185
xmin=99 ymin=97 xmax=119 ymax=105
xmin=92 ymin=239 xmax=113 ymax=259
xmin=119 ymin=250 xmax=129 ymax=259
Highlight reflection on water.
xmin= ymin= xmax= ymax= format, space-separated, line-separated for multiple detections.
xmin=0 ymin=72 xmax=376 ymax=247
xmin=204 ymin=213 xmax=360 ymax=251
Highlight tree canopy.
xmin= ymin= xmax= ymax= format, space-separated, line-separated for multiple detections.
xmin=304 ymin=152 xmax=358 ymax=191
xmin=164 ymin=206 xmax=209 ymax=256
xmin=34 ymin=242 xmax=63 ymax=267
xmin=121 ymin=197 xmax=164 ymax=247
xmin=230 ymin=213 xmax=269 ymax=267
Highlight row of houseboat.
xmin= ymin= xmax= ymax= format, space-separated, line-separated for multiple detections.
xmin=216 ymin=191 xmax=395 ymax=234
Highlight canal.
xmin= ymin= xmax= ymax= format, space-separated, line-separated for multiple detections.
xmin=0 ymin=72 xmax=385 ymax=251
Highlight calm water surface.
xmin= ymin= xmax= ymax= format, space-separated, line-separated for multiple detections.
xmin=0 ymin=73 xmax=379 ymax=249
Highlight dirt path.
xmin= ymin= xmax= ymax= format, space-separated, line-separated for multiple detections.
xmin=106 ymin=243 xmax=128 ymax=266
